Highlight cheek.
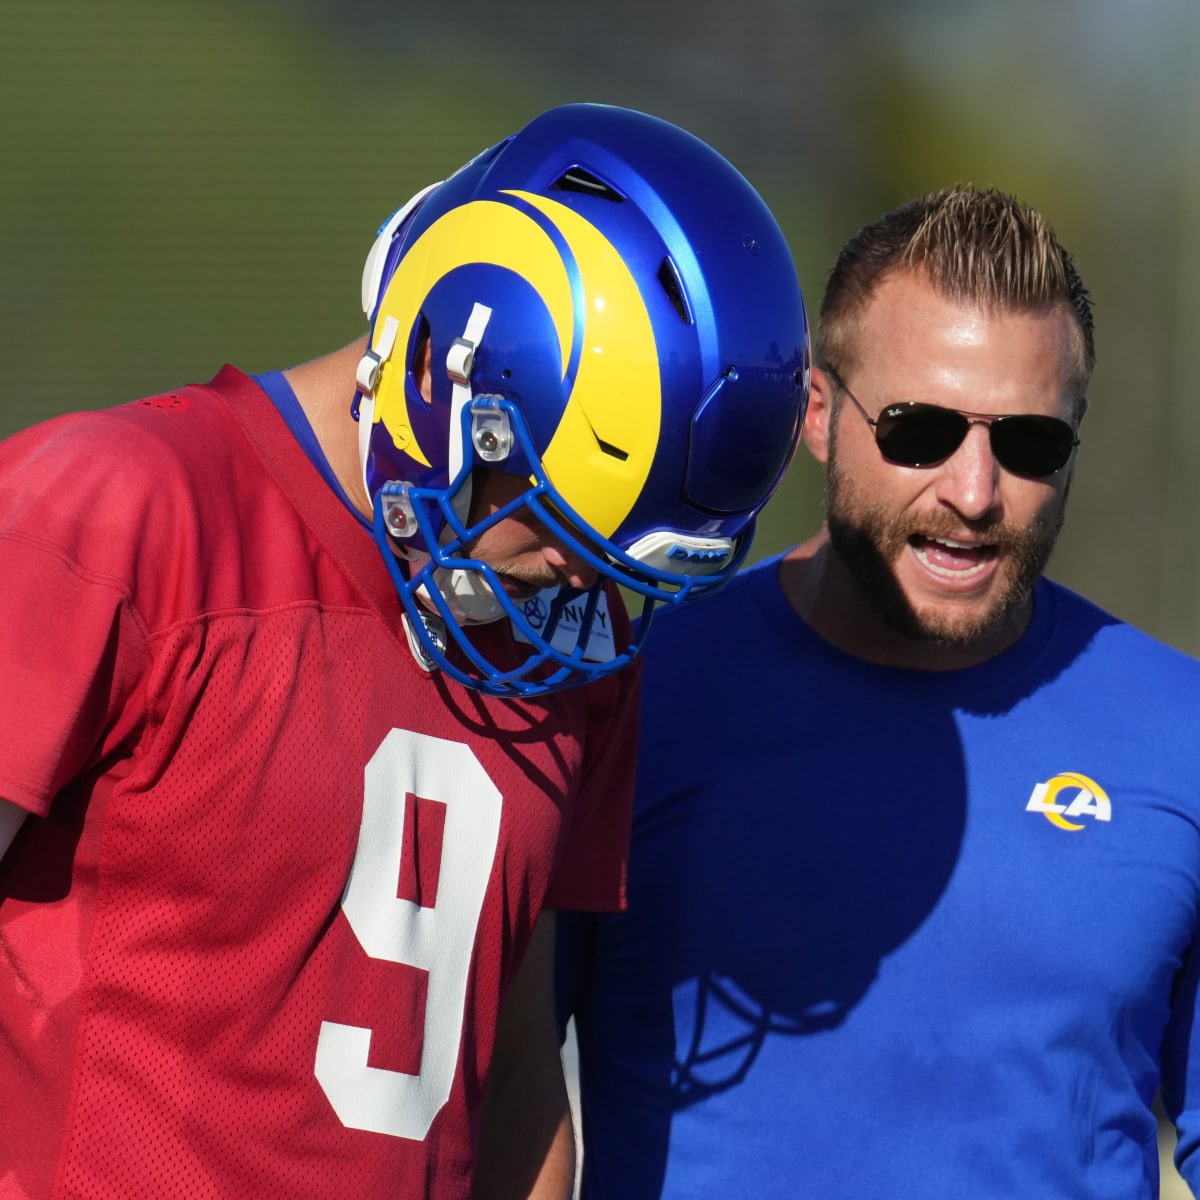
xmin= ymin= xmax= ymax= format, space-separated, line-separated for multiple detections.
xmin=828 ymin=446 xmax=928 ymax=525
xmin=1005 ymin=475 xmax=1069 ymax=528
xmin=469 ymin=512 xmax=545 ymax=564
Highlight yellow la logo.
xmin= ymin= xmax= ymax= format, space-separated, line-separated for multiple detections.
xmin=1025 ymin=772 xmax=1112 ymax=831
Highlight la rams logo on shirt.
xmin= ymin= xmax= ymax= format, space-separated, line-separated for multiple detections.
xmin=1025 ymin=771 xmax=1112 ymax=831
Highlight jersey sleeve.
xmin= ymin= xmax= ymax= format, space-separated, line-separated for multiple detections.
xmin=0 ymin=421 xmax=151 ymax=814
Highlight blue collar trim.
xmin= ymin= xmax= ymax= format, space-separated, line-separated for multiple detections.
xmin=254 ymin=371 xmax=372 ymax=531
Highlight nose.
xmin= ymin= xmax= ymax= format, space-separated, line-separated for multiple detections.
xmin=934 ymin=421 xmax=1003 ymax=523
xmin=543 ymin=543 xmax=600 ymax=591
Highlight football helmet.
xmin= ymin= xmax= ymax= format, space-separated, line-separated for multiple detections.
xmin=353 ymin=102 xmax=809 ymax=697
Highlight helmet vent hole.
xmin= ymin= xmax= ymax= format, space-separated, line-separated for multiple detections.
xmin=657 ymin=257 xmax=694 ymax=324
xmin=553 ymin=166 xmax=625 ymax=202
xmin=596 ymin=436 xmax=629 ymax=462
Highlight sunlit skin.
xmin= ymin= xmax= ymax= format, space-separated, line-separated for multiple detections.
xmin=781 ymin=269 xmax=1085 ymax=672
xmin=463 ymin=470 xmax=601 ymax=599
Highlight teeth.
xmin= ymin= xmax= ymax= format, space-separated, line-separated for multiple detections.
xmin=915 ymin=546 xmax=990 ymax=579
xmin=931 ymin=536 xmax=977 ymax=549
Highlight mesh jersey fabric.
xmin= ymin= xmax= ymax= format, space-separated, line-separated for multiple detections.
xmin=0 ymin=367 xmax=639 ymax=1200
xmin=558 ymin=552 xmax=1200 ymax=1200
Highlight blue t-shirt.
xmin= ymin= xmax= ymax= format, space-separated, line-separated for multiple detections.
xmin=558 ymin=554 xmax=1200 ymax=1199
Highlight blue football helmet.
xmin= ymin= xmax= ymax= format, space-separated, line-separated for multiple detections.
xmin=353 ymin=102 xmax=809 ymax=697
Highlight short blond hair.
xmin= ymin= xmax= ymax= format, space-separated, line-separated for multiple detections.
xmin=815 ymin=187 xmax=1094 ymax=390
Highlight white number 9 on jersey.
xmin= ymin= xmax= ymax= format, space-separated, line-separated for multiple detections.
xmin=315 ymin=728 xmax=502 ymax=1140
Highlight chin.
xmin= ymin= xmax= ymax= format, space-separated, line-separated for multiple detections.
xmin=905 ymin=593 xmax=1026 ymax=646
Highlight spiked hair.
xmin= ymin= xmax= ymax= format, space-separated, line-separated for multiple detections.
xmin=816 ymin=186 xmax=1094 ymax=391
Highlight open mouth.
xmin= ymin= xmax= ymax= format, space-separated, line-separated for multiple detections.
xmin=910 ymin=534 xmax=998 ymax=581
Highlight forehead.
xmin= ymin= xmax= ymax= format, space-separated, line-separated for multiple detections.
xmin=852 ymin=270 xmax=1082 ymax=400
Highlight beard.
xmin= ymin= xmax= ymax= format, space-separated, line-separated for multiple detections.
xmin=824 ymin=454 xmax=1068 ymax=647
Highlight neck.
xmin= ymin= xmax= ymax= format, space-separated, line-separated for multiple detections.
xmin=283 ymin=337 xmax=373 ymax=520
xmin=777 ymin=529 xmax=1033 ymax=672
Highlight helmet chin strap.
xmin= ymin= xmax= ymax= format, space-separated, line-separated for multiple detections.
xmin=444 ymin=301 xmax=494 ymax=479
xmin=426 ymin=301 xmax=505 ymax=621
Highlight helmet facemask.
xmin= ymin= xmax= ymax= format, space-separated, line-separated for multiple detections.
xmin=369 ymin=384 xmax=745 ymax=698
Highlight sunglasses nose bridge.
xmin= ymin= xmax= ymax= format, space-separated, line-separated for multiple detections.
xmin=930 ymin=411 xmax=1008 ymax=473
xmin=964 ymin=414 xmax=1004 ymax=464
xmin=953 ymin=417 xmax=1003 ymax=471
xmin=932 ymin=418 xmax=1006 ymax=520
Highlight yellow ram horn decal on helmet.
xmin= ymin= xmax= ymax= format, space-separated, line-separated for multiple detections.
xmin=369 ymin=192 xmax=661 ymax=539
xmin=509 ymin=191 xmax=662 ymax=539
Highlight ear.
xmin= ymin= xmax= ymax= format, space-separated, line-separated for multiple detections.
xmin=803 ymin=367 xmax=837 ymax=466
xmin=413 ymin=335 xmax=433 ymax=406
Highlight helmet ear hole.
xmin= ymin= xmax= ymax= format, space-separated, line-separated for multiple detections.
xmin=409 ymin=317 xmax=433 ymax=407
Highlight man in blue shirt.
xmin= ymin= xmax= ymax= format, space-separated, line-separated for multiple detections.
xmin=558 ymin=186 xmax=1200 ymax=1198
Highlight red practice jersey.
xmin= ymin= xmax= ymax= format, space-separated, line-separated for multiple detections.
xmin=0 ymin=368 xmax=639 ymax=1199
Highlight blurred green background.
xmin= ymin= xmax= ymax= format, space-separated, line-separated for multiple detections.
xmin=4 ymin=0 xmax=1198 ymax=1193
xmin=5 ymin=0 xmax=1200 ymax=652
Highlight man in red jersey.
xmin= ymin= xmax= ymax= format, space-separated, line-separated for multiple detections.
xmin=0 ymin=103 xmax=808 ymax=1199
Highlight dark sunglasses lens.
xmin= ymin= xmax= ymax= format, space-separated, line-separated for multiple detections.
xmin=990 ymin=416 xmax=1077 ymax=477
xmin=874 ymin=405 xmax=968 ymax=467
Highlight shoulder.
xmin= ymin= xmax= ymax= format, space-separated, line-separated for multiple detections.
xmin=1042 ymin=578 xmax=1197 ymax=667
xmin=630 ymin=553 xmax=796 ymax=749
xmin=0 ymin=373 xmax=289 ymax=616
xmin=0 ymin=377 xmax=255 ymax=506
xmin=649 ymin=553 xmax=786 ymax=645
xmin=1038 ymin=578 xmax=1200 ymax=711
xmin=639 ymin=552 xmax=789 ymax=682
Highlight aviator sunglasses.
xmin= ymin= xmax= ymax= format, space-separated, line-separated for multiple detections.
xmin=827 ymin=368 xmax=1080 ymax=479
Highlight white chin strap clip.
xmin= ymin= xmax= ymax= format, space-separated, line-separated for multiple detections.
xmin=444 ymin=301 xmax=494 ymax=487
xmin=355 ymin=302 xmax=495 ymax=521
xmin=354 ymin=314 xmax=400 ymax=502
xmin=428 ymin=302 xmax=506 ymax=626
